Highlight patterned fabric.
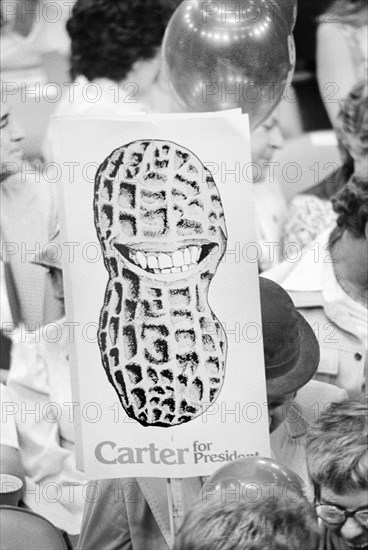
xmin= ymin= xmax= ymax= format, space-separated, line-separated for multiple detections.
xmin=283 ymin=195 xmax=337 ymax=251
xmin=253 ymin=180 xmax=288 ymax=272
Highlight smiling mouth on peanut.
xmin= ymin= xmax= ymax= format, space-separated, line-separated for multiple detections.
xmin=114 ymin=242 xmax=219 ymax=274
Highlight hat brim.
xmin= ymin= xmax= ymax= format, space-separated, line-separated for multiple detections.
xmin=266 ymin=310 xmax=320 ymax=398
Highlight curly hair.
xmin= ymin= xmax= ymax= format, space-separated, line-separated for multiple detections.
xmin=305 ymin=399 xmax=368 ymax=495
xmin=332 ymin=174 xmax=368 ymax=237
xmin=174 ymin=497 xmax=320 ymax=550
xmin=336 ymin=80 xmax=368 ymax=160
xmin=302 ymin=80 xmax=366 ymax=200
xmin=67 ymin=0 xmax=181 ymax=81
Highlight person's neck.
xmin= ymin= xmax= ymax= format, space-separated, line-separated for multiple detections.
xmin=333 ymin=230 xmax=368 ymax=307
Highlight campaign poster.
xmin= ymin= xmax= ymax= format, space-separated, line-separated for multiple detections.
xmin=52 ymin=112 xmax=270 ymax=479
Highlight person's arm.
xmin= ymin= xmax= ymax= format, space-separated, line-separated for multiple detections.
xmin=316 ymin=22 xmax=355 ymax=127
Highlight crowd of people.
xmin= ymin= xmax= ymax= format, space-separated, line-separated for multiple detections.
xmin=0 ymin=0 xmax=367 ymax=549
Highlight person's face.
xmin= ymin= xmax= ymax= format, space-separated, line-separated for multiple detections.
xmin=319 ymin=488 xmax=368 ymax=550
xmin=250 ymin=113 xmax=284 ymax=182
xmin=0 ymin=103 xmax=24 ymax=178
xmin=267 ymin=392 xmax=295 ymax=434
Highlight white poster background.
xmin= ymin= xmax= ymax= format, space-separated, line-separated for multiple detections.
xmin=52 ymin=113 xmax=270 ymax=479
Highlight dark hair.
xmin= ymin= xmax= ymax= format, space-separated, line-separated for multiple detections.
xmin=305 ymin=399 xmax=368 ymax=495
xmin=67 ymin=0 xmax=180 ymax=81
xmin=174 ymin=497 xmax=320 ymax=550
xmin=332 ymin=174 xmax=368 ymax=237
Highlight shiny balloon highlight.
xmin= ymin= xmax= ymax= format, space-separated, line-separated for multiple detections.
xmin=163 ymin=0 xmax=295 ymax=127
xmin=202 ymin=456 xmax=304 ymax=503
xmin=272 ymin=0 xmax=298 ymax=31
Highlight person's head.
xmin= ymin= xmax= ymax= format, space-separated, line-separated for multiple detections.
xmin=259 ymin=278 xmax=320 ymax=433
xmin=336 ymin=80 xmax=368 ymax=178
xmin=0 ymin=95 xmax=24 ymax=182
xmin=250 ymin=110 xmax=284 ymax=183
xmin=305 ymin=399 xmax=368 ymax=550
xmin=67 ymin=0 xmax=180 ymax=88
xmin=174 ymin=496 xmax=320 ymax=550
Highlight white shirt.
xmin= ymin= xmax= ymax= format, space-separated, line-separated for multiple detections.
xmin=7 ymin=319 xmax=87 ymax=534
xmin=323 ymin=257 xmax=368 ymax=349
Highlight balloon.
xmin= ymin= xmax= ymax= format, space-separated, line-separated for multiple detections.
xmin=162 ymin=0 xmax=295 ymax=128
xmin=202 ymin=457 xmax=304 ymax=503
xmin=272 ymin=0 xmax=298 ymax=31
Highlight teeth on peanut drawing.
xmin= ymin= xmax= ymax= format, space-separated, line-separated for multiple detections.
xmin=94 ymin=139 xmax=228 ymax=427
xmin=158 ymin=253 xmax=172 ymax=270
xmin=147 ymin=255 xmax=158 ymax=269
xmin=172 ymin=250 xmax=184 ymax=267
xmin=190 ymin=246 xmax=200 ymax=263
xmin=183 ymin=248 xmax=191 ymax=265
xmin=136 ymin=251 xmax=147 ymax=270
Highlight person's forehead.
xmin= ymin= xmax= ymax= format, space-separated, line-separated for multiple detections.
xmin=321 ymin=488 xmax=368 ymax=509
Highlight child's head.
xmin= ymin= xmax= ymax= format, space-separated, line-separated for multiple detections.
xmin=174 ymin=495 xmax=320 ymax=550
xmin=305 ymin=399 xmax=368 ymax=550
